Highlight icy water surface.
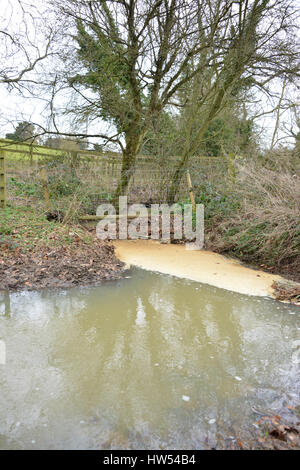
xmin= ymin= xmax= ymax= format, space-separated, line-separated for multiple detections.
xmin=0 ymin=268 xmax=299 ymax=449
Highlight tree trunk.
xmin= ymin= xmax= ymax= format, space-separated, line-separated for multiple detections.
xmin=168 ymin=153 xmax=189 ymax=203
xmin=115 ymin=148 xmax=136 ymax=198
xmin=168 ymin=87 xmax=230 ymax=202
xmin=114 ymin=129 xmax=145 ymax=201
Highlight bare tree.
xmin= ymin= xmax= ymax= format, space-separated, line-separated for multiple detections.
xmin=48 ymin=0 xmax=234 ymax=196
xmin=269 ymin=79 xmax=288 ymax=152
xmin=167 ymin=0 xmax=300 ymax=200
xmin=47 ymin=0 xmax=299 ymax=199
xmin=0 ymin=0 xmax=56 ymax=89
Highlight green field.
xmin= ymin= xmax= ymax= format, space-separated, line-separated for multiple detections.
xmin=0 ymin=138 xmax=121 ymax=162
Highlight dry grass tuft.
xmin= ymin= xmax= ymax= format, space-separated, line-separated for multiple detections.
xmin=206 ymin=154 xmax=300 ymax=280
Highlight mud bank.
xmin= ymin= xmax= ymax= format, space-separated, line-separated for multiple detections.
xmin=114 ymin=239 xmax=284 ymax=297
xmin=0 ymin=240 xmax=124 ymax=291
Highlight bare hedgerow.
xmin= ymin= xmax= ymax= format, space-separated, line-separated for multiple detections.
xmin=206 ymin=155 xmax=300 ymax=273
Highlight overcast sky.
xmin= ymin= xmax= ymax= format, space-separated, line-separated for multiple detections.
xmin=0 ymin=0 xmax=299 ymax=149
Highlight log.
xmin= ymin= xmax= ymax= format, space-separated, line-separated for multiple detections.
xmin=79 ymin=214 xmax=149 ymax=221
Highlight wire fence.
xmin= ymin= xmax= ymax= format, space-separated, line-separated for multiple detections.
xmin=2 ymin=145 xmax=232 ymax=216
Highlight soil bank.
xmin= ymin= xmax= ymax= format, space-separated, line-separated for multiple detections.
xmin=0 ymin=240 xmax=124 ymax=291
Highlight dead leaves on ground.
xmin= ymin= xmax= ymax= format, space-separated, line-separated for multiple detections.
xmin=0 ymin=238 xmax=124 ymax=291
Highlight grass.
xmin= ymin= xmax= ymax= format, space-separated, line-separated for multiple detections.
xmin=0 ymin=138 xmax=65 ymax=161
xmin=3 ymin=144 xmax=300 ymax=280
xmin=9 ymin=176 xmax=41 ymax=197
xmin=0 ymin=205 xmax=93 ymax=253
xmin=0 ymin=138 xmax=116 ymax=162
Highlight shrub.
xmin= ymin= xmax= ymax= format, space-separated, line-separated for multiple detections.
xmin=204 ymin=155 xmax=300 ymax=275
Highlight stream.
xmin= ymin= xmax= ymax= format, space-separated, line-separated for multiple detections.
xmin=0 ymin=268 xmax=299 ymax=449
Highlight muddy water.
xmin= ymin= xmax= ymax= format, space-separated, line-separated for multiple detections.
xmin=0 ymin=269 xmax=299 ymax=450
xmin=114 ymin=240 xmax=282 ymax=297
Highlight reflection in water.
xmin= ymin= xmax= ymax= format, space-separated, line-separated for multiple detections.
xmin=0 ymin=269 xmax=299 ymax=449
xmin=0 ymin=292 xmax=11 ymax=317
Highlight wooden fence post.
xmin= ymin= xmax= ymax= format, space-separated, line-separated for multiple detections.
xmin=186 ymin=169 xmax=196 ymax=211
xmin=40 ymin=166 xmax=51 ymax=211
xmin=0 ymin=151 xmax=6 ymax=209
xmin=70 ymin=150 xmax=79 ymax=170
xmin=29 ymin=144 xmax=33 ymax=166
xmin=227 ymin=153 xmax=236 ymax=190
